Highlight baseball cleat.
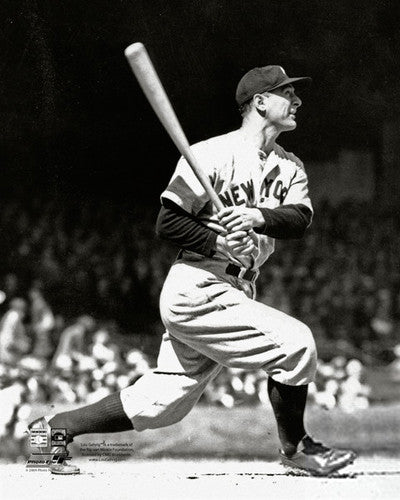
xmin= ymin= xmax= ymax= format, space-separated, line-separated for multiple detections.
xmin=28 ymin=416 xmax=80 ymax=475
xmin=280 ymin=435 xmax=357 ymax=476
xmin=49 ymin=463 xmax=81 ymax=475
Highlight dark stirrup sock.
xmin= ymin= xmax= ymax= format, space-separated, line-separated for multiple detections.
xmin=267 ymin=377 xmax=308 ymax=456
xmin=48 ymin=391 xmax=134 ymax=438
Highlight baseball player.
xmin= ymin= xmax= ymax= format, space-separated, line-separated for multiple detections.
xmin=29 ymin=65 xmax=356 ymax=476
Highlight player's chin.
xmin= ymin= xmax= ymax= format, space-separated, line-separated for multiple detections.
xmin=282 ymin=119 xmax=297 ymax=131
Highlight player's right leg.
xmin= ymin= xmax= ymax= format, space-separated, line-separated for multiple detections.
xmin=267 ymin=378 xmax=356 ymax=476
xmin=159 ymin=260 xmax=356 ymax=475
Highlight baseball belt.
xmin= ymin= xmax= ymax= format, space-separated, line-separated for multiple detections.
xmin=225 ymin=263 xmax=258 ymax=283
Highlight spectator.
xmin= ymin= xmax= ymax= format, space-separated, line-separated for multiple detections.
xmin=29 ymin=284 xmax=56 ymax=360
xmin=0 ymin=298 xmax=30 ymax=365
xmin=52 ymin=315 xmax=96 ymax=370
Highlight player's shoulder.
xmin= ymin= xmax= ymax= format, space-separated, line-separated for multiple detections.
xmin=180 ymin=130 xmax=239 ymax=172
xmin=190 ymin=130 xmax=240 ymax=156
xmin=273 ymin=143 xmax=305 ymax=171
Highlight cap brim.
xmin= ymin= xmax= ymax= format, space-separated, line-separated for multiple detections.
xmin=269 ymin=76 xmax=312 ymax=92
xmin=236 ymin=75 xmax=312 ymax=106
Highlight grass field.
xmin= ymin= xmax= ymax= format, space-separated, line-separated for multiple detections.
xmin=2 ymin=402 xmax=399 ymax=461
xmin=23 ymin=402 xmax=400 ymax=460
xmin=1 ymin=404 xmax=400 ymax=499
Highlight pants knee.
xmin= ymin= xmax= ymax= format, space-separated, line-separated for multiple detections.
xmin=302 ymin=323 xmax=317 ymax=357
xmin=295 ymin=323 xmax=317 ymax=383
xmin=270 ymin=322 xmax=317 ymax=386
xmin=120 ymin=371 xmax=215 ymax=432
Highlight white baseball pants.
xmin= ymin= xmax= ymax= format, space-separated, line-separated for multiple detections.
xmin=120 ymin=260 xmax=317 ymax=431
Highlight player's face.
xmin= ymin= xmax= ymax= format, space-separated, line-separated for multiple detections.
xmin=263 ymin=84 xmax=302 ymax=131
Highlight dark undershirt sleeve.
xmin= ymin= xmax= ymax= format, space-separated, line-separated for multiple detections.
xmin=156 ymin=199 xmax=218 ymax=257
xmin=156 ymin=200 xmax=312 ymax=256
xmin=255 ymin=204 xmax=313 ymax=239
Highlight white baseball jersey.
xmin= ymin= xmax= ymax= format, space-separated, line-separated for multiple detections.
xmin=161 ymin=128 xmax=313 ymax=269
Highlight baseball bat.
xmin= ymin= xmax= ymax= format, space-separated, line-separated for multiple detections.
xmin=124 ymin=42 xmax=224 ymax=211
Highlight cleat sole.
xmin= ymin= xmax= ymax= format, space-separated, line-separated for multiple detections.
xmin=50 ymin=464 xmax=80 ymax=475
xmin=281 ymin=453 xmax=356 ymax=477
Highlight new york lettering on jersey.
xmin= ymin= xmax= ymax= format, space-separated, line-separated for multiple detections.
xmin=161 ymin=130 xmax=312 ymax=268
xmin=162 ymin=129 xmax=311 ymax=218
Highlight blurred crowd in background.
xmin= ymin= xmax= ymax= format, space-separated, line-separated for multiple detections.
xmin=1 ymin=195 xmax=399 ymax=352
xmin=1 ymin=195 xmax=400 ymax=448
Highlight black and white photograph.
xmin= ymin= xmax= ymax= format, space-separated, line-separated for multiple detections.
xmin=0 ymin=1 xmax=399 ymax=498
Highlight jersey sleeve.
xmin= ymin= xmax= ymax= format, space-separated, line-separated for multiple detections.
xmin=161 ymin=143 xmax=216 ymax=216
xmin=283 ymin=162 xmax=313 ymax=220
xmin=257 ymin=204 xmax=312 ymax=239
xmin=156 ymin=200 xmax=218 ymax=256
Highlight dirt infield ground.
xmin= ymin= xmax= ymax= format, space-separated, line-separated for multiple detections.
xmin=2 ymin=404 xmax=399 ymax=499
xmin=1 ymin=457 xmax=400 ymax=500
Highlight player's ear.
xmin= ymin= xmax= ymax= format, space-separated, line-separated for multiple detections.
xmin=253 ymin=94 xmax=267 ymax=116
xmin=253 ymin=94 xmax=265 ymax=106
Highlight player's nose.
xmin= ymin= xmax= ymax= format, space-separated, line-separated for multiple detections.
xmin=293 ymin=93 xmax=302 ymax=108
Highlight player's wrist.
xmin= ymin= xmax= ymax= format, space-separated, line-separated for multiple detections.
xmin=215 ymin=234 xmax=227 ymax=253
xmin=251 ymin=208 xmax=266 ymax=228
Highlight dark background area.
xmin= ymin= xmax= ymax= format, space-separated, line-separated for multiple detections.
xmin=1 ymin=0 xmax=399 ymax=204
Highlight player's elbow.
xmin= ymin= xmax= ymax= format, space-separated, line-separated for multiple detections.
xmin=155 ymin=204 xmax=183 ymax=242
xmin=292 ymin=205 xmax=313 ymax=239
xmin=155 ymin=207 xmax=168 ymax=239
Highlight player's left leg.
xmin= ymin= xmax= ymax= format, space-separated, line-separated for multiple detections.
xmin=28 ymin=392 xmax=133 ymax=474
xmin=119 ymin=332 xmax=222 ymax=430
xmin=28 ymin=332 xmax=221 ymax=473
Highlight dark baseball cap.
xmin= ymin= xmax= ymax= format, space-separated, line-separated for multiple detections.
xmin=235 ymin=65 xmax=311 ymax=106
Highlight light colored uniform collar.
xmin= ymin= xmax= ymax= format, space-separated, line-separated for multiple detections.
xmin=235 ymin=129 xmax=276 ymax=162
